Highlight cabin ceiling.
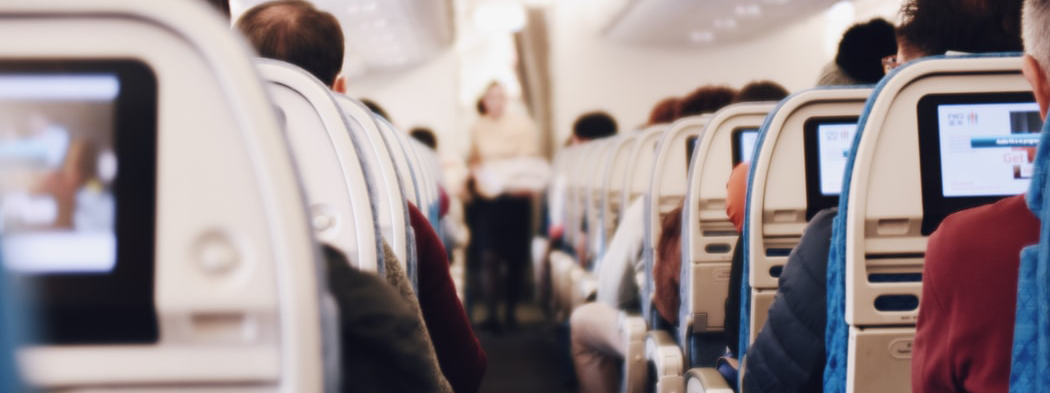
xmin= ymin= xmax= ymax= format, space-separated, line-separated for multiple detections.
xmin=604 ymin=0 xmax=842 ymax=47
xmin=234 ymin=0 xmax=455 ymax=78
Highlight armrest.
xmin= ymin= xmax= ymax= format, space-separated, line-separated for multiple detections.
xmin=684 ymin=368 xmax=733 ymax=393
xmin=645 ymin=330 xmax=684 ymax=376
xmin=645 ymin=330 xmax=685 ymax=393
xmin=619 ymin=312 xmax=648 ymax=393
xmin=576 ymin=272 xmax=599 ymax=306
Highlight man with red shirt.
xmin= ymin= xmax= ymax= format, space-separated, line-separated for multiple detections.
xmin=912 ymin=0 xmax=1050 ymax=391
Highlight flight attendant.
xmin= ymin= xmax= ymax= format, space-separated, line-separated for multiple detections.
xmin=468 ymin=81 xmax=541 ymax=331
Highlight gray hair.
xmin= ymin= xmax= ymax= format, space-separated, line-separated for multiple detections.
xmin=1024 ymin=0 xmax=1050 ymax=74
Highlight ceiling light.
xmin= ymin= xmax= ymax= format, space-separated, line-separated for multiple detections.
xmin=690 ymin=30 xmax=715 ymax=43
xmin=735 ymin=4 xmax=762 ymax=17
xmin=347 ymin=3 xmax=376 ymax=13
xmin=714 ymin=18 xmax=738 ymax=30
xmin=473 ymin=3 xmax=527 ymax=33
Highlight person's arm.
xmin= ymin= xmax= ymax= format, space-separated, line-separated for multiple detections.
xmin=911 ymin=223 xmax=959 ymax=393
xmin=408 ymin=204 xmax=488 ymax=393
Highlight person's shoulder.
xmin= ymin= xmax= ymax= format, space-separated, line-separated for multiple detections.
xmin=927 ymin=195 xmax=1036 ymax=270
xmin=935 ymin=194 xmax=1034 ymax=242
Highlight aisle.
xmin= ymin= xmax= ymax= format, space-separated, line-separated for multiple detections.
xmin=474 ymin=303 xmax=578 ymax=393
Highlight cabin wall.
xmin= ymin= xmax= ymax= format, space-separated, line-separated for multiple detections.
xmin=549 ymin=0 xmax=903 ymax=144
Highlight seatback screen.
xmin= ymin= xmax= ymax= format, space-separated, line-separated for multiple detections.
xmin=804 ymin=117 xmax=859 ymax=220
xmin=918 ymin=92 xmax=1041 ymax=235
xmin=732 ymin=128 xmax=759 ymax=166
xmin=816 ymin=123 xmax=859 ymax=196
xmin=937 ymin=102 xmax=1041 ymax=197
xmin=0 ymin=75 xmax=119 ymax=273
xmin=0 ymin=61 xmax=158 ymax=344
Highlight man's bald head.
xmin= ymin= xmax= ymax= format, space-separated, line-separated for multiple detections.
xmin=236 ymin=0 xmax=344 ymax=86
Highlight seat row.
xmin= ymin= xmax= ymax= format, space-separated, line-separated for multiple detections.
xmin=0 ymin=1 xmax=449 ymax=391
xmin=548 ymin=53 xmax=1045 ymax=393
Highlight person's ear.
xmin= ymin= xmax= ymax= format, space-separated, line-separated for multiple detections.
xmin=1023 ymin=54 xmax=1050 ymax=120
xmin=332 ymin=75 xmax=347 ymax=94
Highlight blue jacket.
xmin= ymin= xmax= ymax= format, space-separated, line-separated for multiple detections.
xmin=742 ymin=208 xmax=836 ymax=393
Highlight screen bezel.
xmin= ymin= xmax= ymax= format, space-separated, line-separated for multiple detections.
xmin=731 ymin=128 xmax=759 ymax=166
xmin=0 ymin=60 xmax=159 ymax=345
xmin=917 ymin=92 xmax=1038 ymax=235
xmin=803 ymin=116 xmax=859 ymax=220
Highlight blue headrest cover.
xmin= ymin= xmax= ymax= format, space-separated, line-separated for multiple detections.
xmin=1009 ymin=112 xmax=1050 ymax=392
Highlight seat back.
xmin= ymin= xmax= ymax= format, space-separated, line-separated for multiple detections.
xmin=258 ymin=60 xmax=383 ymax=274
xmin=382 ymin=118 xmax=439 ymax=224
xmin=736 ymin=89 xmax=870 ymax=361
xmin=624 ymin=127 xmax=667 ymax=217
xmin=568 ymin=143 xmax=600 ymax=256
xmin=406 ymin=136 xmax=443 ymax=226
xmin=1010 ymin=116 xmax=1050 ymax=393
xmin=826 ymin=54 xmax=1032 ymax=393
xmin=333 ymin=95 xmax=414 ymax=279
xmin=601 ymin=133 xmax=639 ymax=247
xmin=587 ymin=137 xmax=619 ymax=262
xmin=0 ymin=1 xmax=327 ymax=391
xmin=642 ymin=116 xmax=710 ymax=326
xmin=678 ymin=104 xmax=773 ymax=366
xmin=623 ymin=126 xmax=666 ymax=321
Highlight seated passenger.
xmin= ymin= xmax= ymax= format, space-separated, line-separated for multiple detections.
xmin=236 ymin=3 xmax=486 ymax=392
xmin=907 ymin=0 xmax=1036 ymax=392
xmin=733 ymin=81 xmax=790 ymax=103
xmin=647 ymin=97 xmax=681 ymax=126
xmin=741 ymin=208 xmax=837 ymax=393
xmin=816 ymin=18 xmax=897 ymax=86
xmin=323 ymin=245 xmax=452 ymax=393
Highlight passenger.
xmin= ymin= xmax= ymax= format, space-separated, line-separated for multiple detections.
xmin=468 ymin=81 xmax=540 ymax=332
xmin=652 ymin=204 xmax=685 ymax=325
xmin=362 ymin=98 xmax=392 ymax=122
xmin=323 ymin=245 xmax=451 ymax=393
xmin=909 ymin=0 xmax=1035 ymax=392
xmin=733 ymin=81 xmax=790 ymax=103
xmin=677 ymin=86 xmax=737 ymax=118
xmin=236 ymin=3 xmax=486 ymax=392
xmin=742 ymin=208 xmax=837 ymax=392
xmin=559 ymin=111 xmax=619 ymax=261
xmin=647 ymin=97 xmax=680 ymax=126
xmin=545 ymin=111 xmax=618 ymax=300
xmin=411 ymin=127 xmax=438 ymax=150
xmin=236 ymin=1 xmax=346 ymax=91
xmin=816 ymin=18 xmax=897 ymax=86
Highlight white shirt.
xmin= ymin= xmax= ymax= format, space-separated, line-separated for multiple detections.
xmin=595 ymin=198 xmax=647 ymax=309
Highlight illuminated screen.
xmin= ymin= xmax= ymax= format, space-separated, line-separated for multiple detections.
xmin=803 ymin=117 xmax=859 ymax=220
xmin=0 ymin=61 xmax=158 ymax=344
xmin=0 ymin=74 xmax=119 ymax=273
xmin=936 ymin=102 xmax=1041 ymax=197
xmin=732 ymin=129 xmax=759 ymax=165
xmin=918 ymin=92 xmax=1040 ymax=235
xmin=816 ymin=123 xmax=859 ymax=196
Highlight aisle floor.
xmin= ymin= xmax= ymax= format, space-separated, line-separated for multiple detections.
xmin=474 ymin=303 xmax=578 ymax=393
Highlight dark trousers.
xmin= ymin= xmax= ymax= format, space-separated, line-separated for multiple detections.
xmin=474 ymin=195 xmax=532 ymax=324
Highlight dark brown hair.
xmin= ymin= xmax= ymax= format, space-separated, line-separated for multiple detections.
xmin=678 ymin=86 xmax=737 ymax=118
xmin=647 ymin=97 xmax=680 ymax=126
xmin=896 ymin=0 xmax=1022 ymax=57
xmin=236 ymin=0 xmax=345 ymax=86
